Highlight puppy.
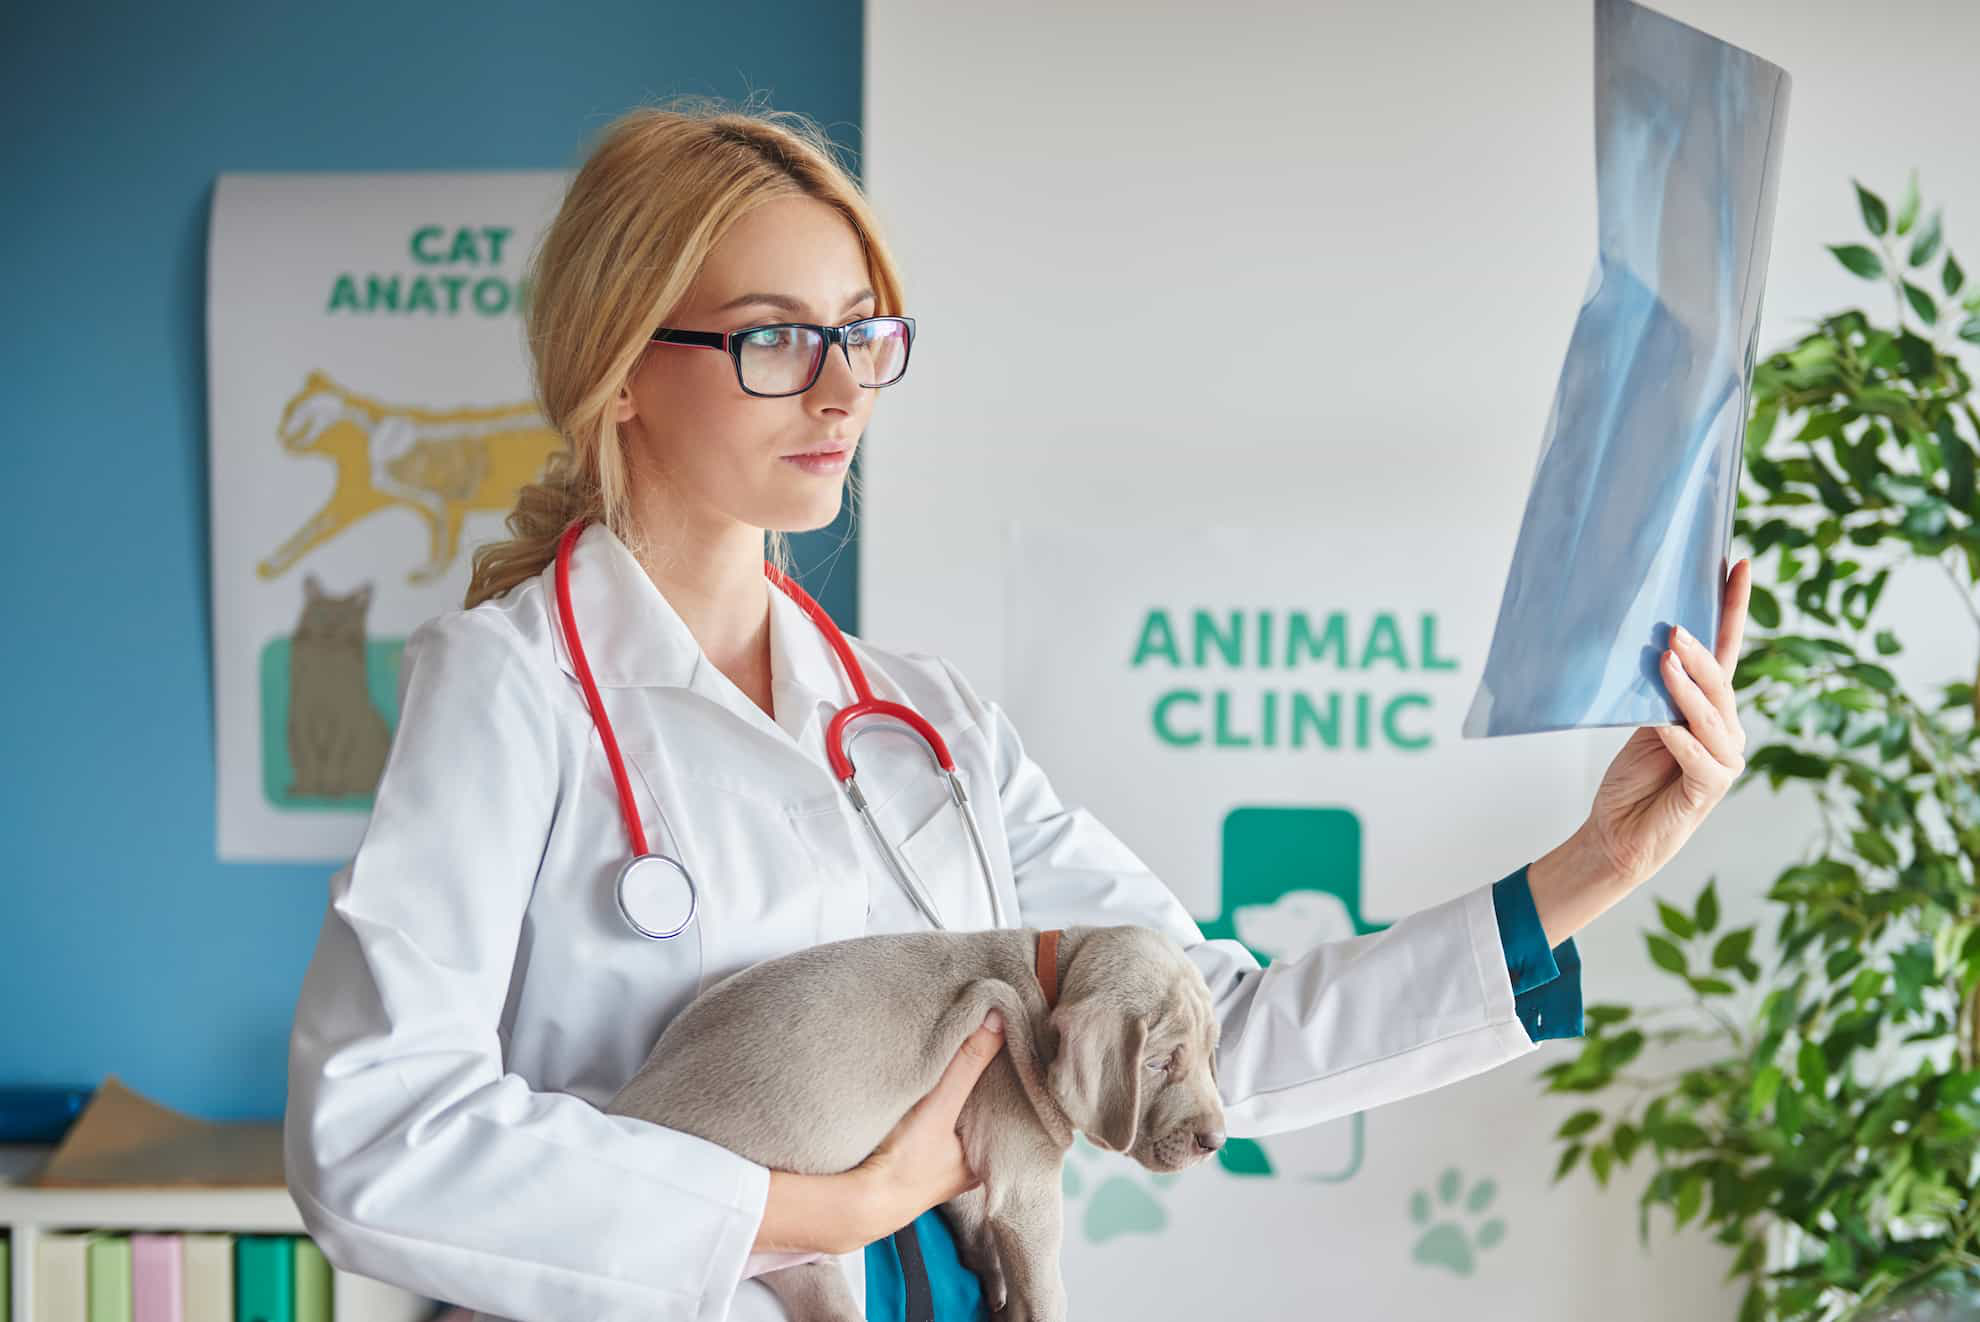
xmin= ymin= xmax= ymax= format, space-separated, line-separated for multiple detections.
xmin=605 ymin=922 xmax=1228 ymax=1322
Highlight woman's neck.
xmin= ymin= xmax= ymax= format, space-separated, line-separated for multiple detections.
xmin=630 ymin=508 xmax=776 ymax=716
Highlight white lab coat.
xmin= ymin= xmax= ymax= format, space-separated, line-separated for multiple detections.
xmin=284 ymin=520 xmax=1542 ymax=1322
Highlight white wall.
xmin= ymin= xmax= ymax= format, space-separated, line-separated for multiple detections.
xmin=862 ymin=1 xmax=1980 ymax=1315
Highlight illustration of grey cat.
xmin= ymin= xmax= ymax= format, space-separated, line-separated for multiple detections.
xmin=287 ymin=573 xmax=391 ymax=798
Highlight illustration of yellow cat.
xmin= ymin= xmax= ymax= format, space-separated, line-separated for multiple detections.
xmin=259 ymin=370 xmax=560 ymax=584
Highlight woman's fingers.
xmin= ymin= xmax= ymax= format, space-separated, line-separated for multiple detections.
xmin=1671 ymin=622 xmax=1743 ymax=753
xmin=1653 ymin=719 xmax=1720 ymax=788
xmin=1661 ymin=646 xmax=1742 ymax=772
xmin=1714 ymin=558 xmax=1752 ymax=675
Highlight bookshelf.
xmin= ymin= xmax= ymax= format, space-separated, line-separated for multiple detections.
xmin=0 ymin=1145 xmax=438 ymax=1321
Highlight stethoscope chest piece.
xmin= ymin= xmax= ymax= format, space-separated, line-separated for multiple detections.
xmin=615 ymin=853 xmax=698 ymax=940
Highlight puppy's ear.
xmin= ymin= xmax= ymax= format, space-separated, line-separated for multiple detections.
xmin=1047 ymin=999 xmax=1148 ymax=1153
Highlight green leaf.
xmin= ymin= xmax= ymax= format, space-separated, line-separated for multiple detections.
xmin=1647 ymin=933 xmax=1689 ymax=976
xmin=1657 ymin=899 xmax=1696 ymax=940
xmin=1712 ymin=930 xmax=1754 ymax=969
xmin=1940 ymin=415 xmax=1975 ymax=511
xmin=1799 ymin=1039 xmax=1829 ymax=1096
xmin=1910 ymin=210 xmax=1944 ymax=267
xmin=1959 ymin=316 xmax=1980 ymax=346
xmin=1895 ymin=169 xmax=1921 ymax=235
xmin=1675 ymin=1169 xmax=1706 ymax=1227
xmin=1748 ymin=583 xmax=1781 ymax=629
xmin=1903 ymin=279 xmax=1939 ymax=324
xmin=1557 ymin=1109 xmax=1604 ymax=1139
xmin=1750 ymin=1064 xmax=1784 ymax=1115
xmin=1695 ymin=879 xmax=1720 ymax=933
xmin=1947 ymin=252 xmax=1967 ymax=297
xmin=1585 ymin=1003 xmax=1631 ymax=1029
xmin=1589 ymin=1143 xmax=1614 ymax=1187
xmin=1845 ymin=660 xmax=1897 ymax=690
xmin=1854 ymin=180 xmax=1889 ymax=236
xmin=1687 ymin=975 xmax=1736 ymax=997
xmin=1853 ymin=829 xmax=1899 ymax=867
xmin=1554 ymin=1142 xmax=1583 ymax=1181
xmin=1829 ymin=244 xmax=1883 ymax=279
xmin=1874 ymin=629 xmax=1901 ymax=655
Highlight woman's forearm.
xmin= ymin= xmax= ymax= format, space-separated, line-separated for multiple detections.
xmin=752 ymin=1169 xmax=879 ymax=1256
xmin=1526 ymin=821 xmax=1633 ymax=949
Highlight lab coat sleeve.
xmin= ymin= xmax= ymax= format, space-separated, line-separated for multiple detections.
xmin=934 ymin=657 xmax=1548 ymax=1141
xmin=284 ymin=610 xmax=770 ymax=1322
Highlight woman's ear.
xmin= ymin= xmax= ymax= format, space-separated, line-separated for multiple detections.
xmin=614 ymin=381 xmax=635 ymax=424
xmin=1047 ymin=999 xmax=1147 ymax=1154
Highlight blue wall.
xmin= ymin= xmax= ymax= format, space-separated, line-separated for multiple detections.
xmin=0 ymin=1 xmax=864 ymax=1122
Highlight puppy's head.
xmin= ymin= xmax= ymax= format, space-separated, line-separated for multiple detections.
xmin=1044 ymin=925 xmax=1226 ymax=1173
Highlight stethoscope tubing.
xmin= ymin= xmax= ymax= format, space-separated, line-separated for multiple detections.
xmin=552 ymin=516 xmax=1007 ymax=937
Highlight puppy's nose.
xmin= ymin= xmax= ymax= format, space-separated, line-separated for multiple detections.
xmin=1194 ymin=1129 xmax=1226 ymax=1153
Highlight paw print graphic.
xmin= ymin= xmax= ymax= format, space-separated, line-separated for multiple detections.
xmin=1059 ymin=1133 xmax=1183 ymax=1244
xmin=1409 ymin=1167 xmax=1507 ymax=1277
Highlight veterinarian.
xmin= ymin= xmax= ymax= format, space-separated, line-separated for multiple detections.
xmin=285 ymin=101 xmax=1754 ymax=1322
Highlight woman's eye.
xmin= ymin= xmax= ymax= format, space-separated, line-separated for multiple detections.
xmin=743 ymin=326 xmax=791 ymax=348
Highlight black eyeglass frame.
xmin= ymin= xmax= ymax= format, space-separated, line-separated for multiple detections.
xmin=648 ymin=315 xmax=916 ymax=398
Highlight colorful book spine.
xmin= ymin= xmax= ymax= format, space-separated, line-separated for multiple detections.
xmin=289 ymin=1240 xmax=329 ymax=1322
xmin=176 ymin=1235 xmax=230 ymax=1322
xmin=232 ymin=1237 xmax=291 ymax=1322
xmin=32 ymin=1232 xmax=88 ymax=1322
xmin=83 ymin=1238 xmax=129 ymax=1322
xmin=128 ymin=1236 xmax=180 ymax=1322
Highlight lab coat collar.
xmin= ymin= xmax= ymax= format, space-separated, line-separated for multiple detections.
xmin=542 ymin=520 xmax=855 ymax=751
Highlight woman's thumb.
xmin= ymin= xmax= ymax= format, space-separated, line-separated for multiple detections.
xmin=932 ymin=1010 xmax=1006 ymax=1109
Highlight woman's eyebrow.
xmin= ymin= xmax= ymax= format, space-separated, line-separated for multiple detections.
xmin=713 ymin=288 xmax=877 ymax=316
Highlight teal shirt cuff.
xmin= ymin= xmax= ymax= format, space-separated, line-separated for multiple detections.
xmin=1491 ymin=863 xmax=1584 ymax=1041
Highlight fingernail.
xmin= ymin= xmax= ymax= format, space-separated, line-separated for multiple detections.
xmin=984 ymin=1009 xmax=1004 ymax=1033
xmin=1674 ymin=625 xmax=1692 ymax=646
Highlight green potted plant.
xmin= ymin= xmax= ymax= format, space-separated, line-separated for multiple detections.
xmin=1537 ymin=171 xmax=1980 ymax=1322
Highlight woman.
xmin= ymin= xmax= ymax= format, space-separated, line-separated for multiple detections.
xmin=283 ymin=99 xmax=1752 ymax=1322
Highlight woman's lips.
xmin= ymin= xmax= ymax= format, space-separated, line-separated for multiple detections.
xmin=781 ymin=448 xmax=851 ymax=474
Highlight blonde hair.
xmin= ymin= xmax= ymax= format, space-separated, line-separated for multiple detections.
xmin=464 ymin=94 xmax=905 ymax=609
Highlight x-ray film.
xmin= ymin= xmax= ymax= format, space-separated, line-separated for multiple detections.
xmin=1463 ymin=0 xmax=1789 ymax=738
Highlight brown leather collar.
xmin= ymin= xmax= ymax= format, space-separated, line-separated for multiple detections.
xmin=1036 ymin=929 xmax=1062 ymax=1009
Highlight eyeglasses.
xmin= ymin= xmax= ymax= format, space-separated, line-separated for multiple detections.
xmin=649 ymin=315 xmax=916 ymax=398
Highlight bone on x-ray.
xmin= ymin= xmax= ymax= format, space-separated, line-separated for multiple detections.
xmin=1464 ymin=0 xmax=1790 ymax=738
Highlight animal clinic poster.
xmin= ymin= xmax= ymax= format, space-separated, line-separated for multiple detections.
xmin=1002 ymin=523 xmax=1630 ymax=1317
xmin=207 ymin=171 xmax=567 ymax=861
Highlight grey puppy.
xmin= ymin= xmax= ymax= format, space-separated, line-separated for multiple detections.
xmin=605 ymin=923 xmax=1228 ymax=1322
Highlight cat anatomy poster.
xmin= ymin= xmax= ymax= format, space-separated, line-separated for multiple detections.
xmin=207 ymin=171 xmax=568 ymax=861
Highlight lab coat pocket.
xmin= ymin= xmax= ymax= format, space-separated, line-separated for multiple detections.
xmin=897 ymin=786 xmax=1000 ymax=932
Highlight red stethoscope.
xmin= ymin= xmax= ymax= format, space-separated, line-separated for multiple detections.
xmin=552 ymin=517 xmax=1008 ymax=938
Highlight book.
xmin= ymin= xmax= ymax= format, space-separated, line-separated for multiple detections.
xmin=233 ymin=1237 xmax=290 ymax=1322
xmin=290 ymin=1239 xmax=329 ymax=1322
xmin=176 ymin=1236 xmax=230 ymax=1322
xmin=32 ymin=1232 xmax=88 ymax=1322
xmin=330 ymin=1262 xmax=434 ymax=1322
xmin=85 ymin=1237 xmax=130 ymax=1322
xmin=129 ymin=1235 xmax=181 ymax=1322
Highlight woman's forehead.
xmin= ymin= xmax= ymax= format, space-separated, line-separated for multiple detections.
xmin=692 ymin=198 xmax=870 ymax=316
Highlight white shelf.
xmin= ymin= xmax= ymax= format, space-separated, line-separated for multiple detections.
xmin=0 ymin=1145 xmax=436 ymax=1322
